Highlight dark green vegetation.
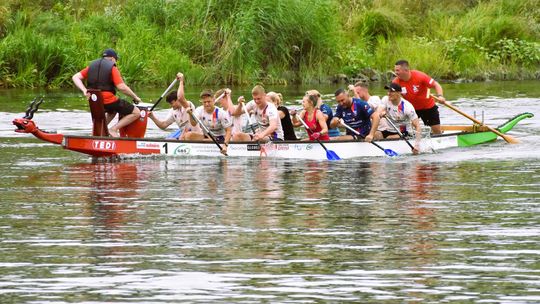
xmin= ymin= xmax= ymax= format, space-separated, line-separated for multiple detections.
xmin=0 ymin=0 xmax=538 ymax=88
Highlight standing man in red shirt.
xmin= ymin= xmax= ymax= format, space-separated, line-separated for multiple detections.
xmin=392 ymin=59 xmax=446 ymax=134
xmin=72 ymin=48 xmax=142 ymax=137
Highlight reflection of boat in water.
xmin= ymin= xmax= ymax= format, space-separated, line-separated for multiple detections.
xmin=12 ymin=96 xmax=533 ymax=160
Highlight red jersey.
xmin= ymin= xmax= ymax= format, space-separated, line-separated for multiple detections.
xmin=393 ymin=70 xmax=436 ymax=110
xmin=303 ymin=109 xmax=330 ymax=141
xmin=80 ymin=66 xmax=124 ymax=104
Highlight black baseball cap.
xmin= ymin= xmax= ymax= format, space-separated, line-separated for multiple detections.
xmin=384 ymin=83 xmax=402 ymax=92
xmin=102 ymin=48 xmax=118 ymax=60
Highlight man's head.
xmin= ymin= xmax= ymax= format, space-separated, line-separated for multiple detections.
xmin=384 ymin=83 xmax=402 ymax=104
xmin=252 ymin=85 xmax=266 ymax=107
xmin=166 ymin=91 xmax=180 ymax=109
xmin=394 ymin=59 xmax=410 ymax=80
xmin=353 ymin=81 xmax=370 ymax=99
xmin=214 ymin=89 xmax=227 ymax=108
xmin=200 ymin=89 xmax=215 ymax=113
xmin=334 ymin=88 xmax=351 ymax=108
xmin=102 ymin=48 xmax=118 ymax=61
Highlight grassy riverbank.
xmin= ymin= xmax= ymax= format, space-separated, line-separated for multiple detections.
xmin=0 ymin=0 xmax=538 ymax=88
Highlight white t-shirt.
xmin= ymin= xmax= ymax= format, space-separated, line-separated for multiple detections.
xmin=379 ymin=96 xmax=418 ymax=133
xmin=163 ymin=101 xmax=201 ymax=133
xmin=193 ymin=106 xmax=233 ymax=137
xmin=224 ymin=107 xmax=249 ymax=135
xmin=367 ymin=95 xmax=382 ymax=111
xmin=245 ymin=100 xmax=284 ymax=140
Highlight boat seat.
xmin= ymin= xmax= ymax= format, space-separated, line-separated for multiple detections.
xmin=87 ymin=89 xmax=110 ymax=137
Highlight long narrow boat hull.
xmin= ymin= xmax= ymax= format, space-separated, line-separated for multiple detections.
xmin=15 ymin=112 xmax=534 ymax=160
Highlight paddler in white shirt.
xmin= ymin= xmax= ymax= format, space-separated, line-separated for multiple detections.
xmin=234 ymin=85 xmax=284 ymax=142
xmin=375 ymin=83 xmax=422 ymax=154
xmin=185 ymin=89 xmax=233 ymax=155
xmin=215 ymin=88 xmax=249 ymax=141
xmin=148 ymin=72 xmax=200 ymax=139
xmin=349 ymin=81 xmax=383 ymax=112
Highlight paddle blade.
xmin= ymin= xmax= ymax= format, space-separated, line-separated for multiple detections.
xmin=502 ymin=134 xmax=520 ymax=144
xmin=326 ymin=150 xmax=341 ymax=161
xmin=384 ymin=149 xmax=399 ymax=157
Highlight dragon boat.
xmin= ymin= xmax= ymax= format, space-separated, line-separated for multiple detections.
xmin=12 ymin=93 xmax=533 ymax=160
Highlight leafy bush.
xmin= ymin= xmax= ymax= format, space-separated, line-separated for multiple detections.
xmin=488 ymin=38 xmax=540 ymax=68
xmin=353 ymin=7 xmax=409 ymax=40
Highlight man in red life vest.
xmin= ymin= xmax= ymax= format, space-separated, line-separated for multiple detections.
xmin=72 ymin=48 xmax=142 ymax=137
xmin=392 ymin=59 xmax=446 ymax=134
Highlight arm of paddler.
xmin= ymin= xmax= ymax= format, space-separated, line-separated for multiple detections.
xmin=72 ymin=72 xmax=89 ymax=98
xmin=364 ymin=111 xmax=380 ymax=143
xmin=432 ymin=81 xmax=446 ymax=104
xmin=116 ymin=83 xmax=142 ymax=104
xmin=316 ymin=110 xmax=329 ymax=136
xmin=176 ymin=73 xmax=190 ymax=109
xmin=253 ymin=117 xmax=277 ymax=142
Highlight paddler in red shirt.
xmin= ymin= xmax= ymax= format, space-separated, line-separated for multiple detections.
xmin=392 ymin=59 xmax=446 ymax=134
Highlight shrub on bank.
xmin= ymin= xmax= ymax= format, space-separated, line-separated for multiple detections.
xmin=0 ymin=0 xmax=538 ymax=88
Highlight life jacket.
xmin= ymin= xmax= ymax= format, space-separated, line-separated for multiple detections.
xmin=87 ymin=58 xmax=116 ymax=94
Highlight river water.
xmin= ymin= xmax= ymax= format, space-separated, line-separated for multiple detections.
xmin=0 ymin=81 xmax=539 ymax=303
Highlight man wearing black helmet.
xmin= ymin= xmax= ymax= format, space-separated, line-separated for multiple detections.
xmin=72 ymin=48 xmax=142 ymax=137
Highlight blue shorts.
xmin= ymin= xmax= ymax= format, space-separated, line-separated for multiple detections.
xmin=249 ymin=132 xmax=282 ymax=141
xmin=328 ymin=127 xmax=340 ymax=137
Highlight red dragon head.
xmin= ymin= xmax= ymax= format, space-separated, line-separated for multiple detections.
xmin=13 ymin=97 xmax=43 ymax=133
xmin=13 ymin=117 xmax=38 ymax=134
xmin=12 ymin=97 xmax=64 ymax=144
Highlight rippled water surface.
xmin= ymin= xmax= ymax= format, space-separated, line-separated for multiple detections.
xmin=1 ymin=82 xmax=539 ymax=303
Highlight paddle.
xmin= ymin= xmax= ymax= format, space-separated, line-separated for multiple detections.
xmin=340 ymin=121 xmax=399 ymax=157
xmin=431 ymin=94 xmax=519 ymax=144
xmin=242 ymin=102 xmax=265 ymax=151
xmin=149 ymin=78 xmax=178 ymax=112
xmin=242 ymin=103 xmax=256 ymax=133
xmin=384 ymin=116 xmax=416 ymax=151
xmin=188 ymin=109 xmax=227 ymax=156
xmin=296 ymin=113 xmax=340 ymax=161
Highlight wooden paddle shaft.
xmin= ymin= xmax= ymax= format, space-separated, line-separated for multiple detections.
xmin=150 ymin=78 xmax=178 ymax=111
xmin=432 ymin=95 xmax=518 ymax=143
xmin=188 ymin=111 xmax=227 ymax=155
xmin=384 ymin=116 xmax=415 ymax=150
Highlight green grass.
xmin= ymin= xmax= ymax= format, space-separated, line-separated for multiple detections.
xmin=0 ymin=0 xmax=538 ymax=88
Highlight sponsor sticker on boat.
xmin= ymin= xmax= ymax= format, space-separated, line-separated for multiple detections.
xmin=137 ymin=141 xmax=161 ymax=150
xmin=173 ymin=144 xmax=191 ymax=155
xmin=92 ymin=140 xmax=116 ymax=151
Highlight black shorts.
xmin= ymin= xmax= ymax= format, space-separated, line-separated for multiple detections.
xmin=415 ymin=105 xmax=440 ymax=126
xmin=381 ymin=130 xmax=410 ymax=138
xmin=104 ymin=99 xmax=135 ymax=116
xmin=204 ymin=135 xmax=225 ymax=142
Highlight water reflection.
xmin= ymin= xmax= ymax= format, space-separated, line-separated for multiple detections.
xmin=1 ymin=152 xmax=539 ymax=302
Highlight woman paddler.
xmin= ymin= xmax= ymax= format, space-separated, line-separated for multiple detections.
xmin=292 ymin=93 xmax=330 ymax=141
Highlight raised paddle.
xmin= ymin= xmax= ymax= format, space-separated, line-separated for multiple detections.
xmin=188 ymin=110 xmax=227 ymax=156
xmin=149 ymin=78 xmax=179 ymax=112
xmin=431 ymin=94 xmax=519 ymax=144
xmin=296 ymin=113 xmax=340 ymax=161
xmin=242 ymin=102 xmax=265 ymax=152
xmin=340 ymin=121 xmax=399 ymax=157
xmin=384 ymin=116 xmax=416 ymax=151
